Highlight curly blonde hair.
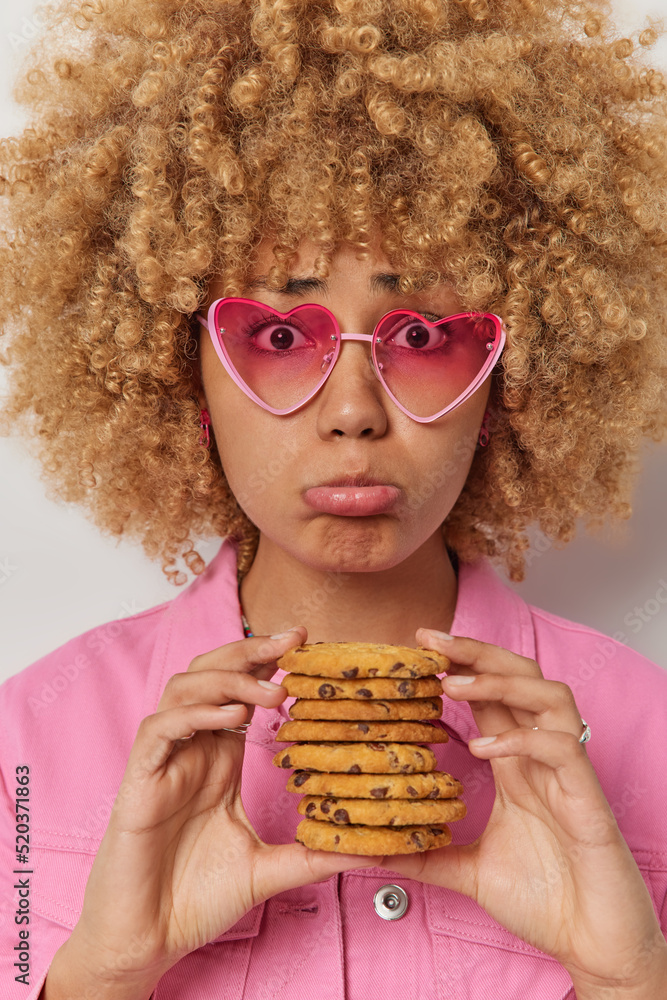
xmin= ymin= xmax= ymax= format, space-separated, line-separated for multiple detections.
xmin=1 ymin=0 xmax=666 ymax=585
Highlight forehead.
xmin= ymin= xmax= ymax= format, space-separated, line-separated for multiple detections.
xmin=206 ymin=230 xmax=462 ymax=311
xmin=241 ymin=233 xmax=453 ymax=300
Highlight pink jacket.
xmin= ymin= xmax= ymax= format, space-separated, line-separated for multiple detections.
xmin=1 ymin=539 xmax=666 ymax=1000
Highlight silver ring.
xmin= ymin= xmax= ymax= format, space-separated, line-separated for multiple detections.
xmin=578 ymin=719 xmax=591 ymax=744
xmin=220 ymin=723 xmax=252 ymax=735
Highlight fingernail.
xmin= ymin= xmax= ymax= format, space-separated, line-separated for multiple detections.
xmin=220 ymin=703 xmax=243 ymax=711
xmin=270 ymin=628 xmax=301 ymax=640
xmin=444 ymin=675 xmax=475 ymax=685
xmin=257 ymin=680 xmax=282 ymax=690
xmin=425 ymin=629 xmax=454 ymax=640
xmin=469 ymin=736 xmax=496 ymax=746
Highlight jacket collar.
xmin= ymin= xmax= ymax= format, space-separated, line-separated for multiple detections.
xmin=143 ymin=539 xmax=536 ymax=744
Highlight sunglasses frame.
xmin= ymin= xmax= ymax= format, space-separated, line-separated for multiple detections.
xmin=197 ymin=296 xmax=506 ymax=423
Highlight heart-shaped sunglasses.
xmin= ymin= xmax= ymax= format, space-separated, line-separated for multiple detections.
xmin=197 ymin=297 xmax=506 ymax=423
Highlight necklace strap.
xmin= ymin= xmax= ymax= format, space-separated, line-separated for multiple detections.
xmin=239 ymin=599 xmax=254 ymax=638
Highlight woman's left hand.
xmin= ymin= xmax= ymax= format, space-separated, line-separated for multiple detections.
xmin=384 ymin=631 xmax=667 ymax=995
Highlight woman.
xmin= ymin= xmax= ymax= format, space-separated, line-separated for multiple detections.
xmin=0 ymin=0 xmax=666 ymax=997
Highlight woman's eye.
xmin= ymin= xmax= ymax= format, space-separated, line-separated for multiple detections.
xmin=386 ymin=315 xmax=448 ymax=350
xmin=252 ymin=322 xmax=311 ymax=351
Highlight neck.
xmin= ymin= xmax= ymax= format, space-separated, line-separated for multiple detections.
xmin=238 ymin=532 xmax=458 ymax=647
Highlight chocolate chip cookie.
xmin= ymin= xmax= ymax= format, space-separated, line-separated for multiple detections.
xmin=288 ymin=697 xmax=443 ymax=721
xmin=278 ymin=642 xmax=448 ymax=679
xmin=275 ymin=720 xmax=449 ymax=743
xmin=296 ymin=817 xmax=452 ymax=854
xmin=272 ymin=741 xmax=437 ymax=773
xmin=297 ymin=795 xmax=467 ymax=826
xmin=286 ymin=770 xmax=463 ymax=799
xmin=281 ymin=674 xmax=444 ymax=700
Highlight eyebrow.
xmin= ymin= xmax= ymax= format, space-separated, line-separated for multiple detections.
xmin=245 ymin=272 xmax=403 ymax=296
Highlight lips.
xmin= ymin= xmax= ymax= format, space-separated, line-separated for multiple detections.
xmin=317 ymin=475 xmax=388 ymax=488
xmin=303 ymin=475 xmax=401 ymax=516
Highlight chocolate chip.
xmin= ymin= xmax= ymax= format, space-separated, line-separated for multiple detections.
xmin=389 ymin=817 xmax=398 ymax=826
xmin=318 ymin=683 xmax=336 ymax=699
xmin=406 ymin=785 xmax=418 ymax=796
xmin=305 ymin=802 xmax=316 ymax=815
xmin=357 ymin=688 xmax=372 ymax=699
xmin=368 ymin=668 xmax=378 ymax=676
xmin=281 ymin=755 xmax=292 ymax=768
xmin=398 ymin=681 xmax=414 ymax=696
xmin=294 ymin=772 xmax=311 ymax=786
xmin=410 ymin=831 xmax=424 ymax=847
xmin=415 ymin=752 xmax=424 ymax=764
xmin=390 ymin=661 xmax=405 ymax=672
xmin=400 ymin=764 xmax=411 ymax=773
xmin=347 ymin=764 xmax=361 ymax=773
xmin=429 ymin=827 xmax=444 ymax=835
xmin=427 ymin=789 xmax=440 ymax=798
xmin=368 ymin=743 xmax=385 ymax=751
xmin=357 ymin=723 xmax=370 ymax=733
xmin=378 ymin=703 xmax=390 ymax=714
xmin=342 ymin=668 xmax=359 ymax=678
xmin=334 ymin=834 xmax=340 ymax=844
xmin=370 ymin=787 xmax=389 ymax=798
xmin=321 ymin=797 xmax=337 ymax=814
xmin=333 ymin=809 xmax=350 ymax=824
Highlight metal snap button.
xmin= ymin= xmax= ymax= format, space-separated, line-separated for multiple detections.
xmin=373 ymin=883 xmax=409 ymax=920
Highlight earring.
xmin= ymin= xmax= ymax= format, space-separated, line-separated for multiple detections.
xmin=477 ymin=409 xmax=491 ymax=448
xmin=199 ymin=407 xmax=211 ymax=448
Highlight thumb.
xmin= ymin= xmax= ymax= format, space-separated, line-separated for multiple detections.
xmin=254 ymin=841 xmax=384 ymax=901
xmin=380 ymin=841 xmax=480 ymax=899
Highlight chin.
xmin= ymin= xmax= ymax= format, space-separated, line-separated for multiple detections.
xmin=304 ymin=523 xmax=412 ymax=575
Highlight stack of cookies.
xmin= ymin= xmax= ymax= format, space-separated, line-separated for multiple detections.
xmin=271 ymin=642 xmax=466 ymax=855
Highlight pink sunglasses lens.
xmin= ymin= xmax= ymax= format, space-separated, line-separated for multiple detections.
xmin=214 ymin=300 xmax=337 ymax=409
xmin=374 ymin=312 xmax=502 ymax=419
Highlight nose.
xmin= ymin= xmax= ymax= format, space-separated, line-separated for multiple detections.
xmin=315 ymin=338 xmax=388 ymax=439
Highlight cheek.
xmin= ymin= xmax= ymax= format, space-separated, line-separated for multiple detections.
xmin=409 ymin=438 xmax=476 ymax=513
xmin=214 ymin=412 xmax=300 ymax=517
xmin=201 ymin=338 xmax=274 ymax=489
xmin=403 ymin=401 xmax=486 ymax=509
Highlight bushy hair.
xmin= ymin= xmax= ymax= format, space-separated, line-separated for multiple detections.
xmin=1 ymin=0 xmax=666 ymax=585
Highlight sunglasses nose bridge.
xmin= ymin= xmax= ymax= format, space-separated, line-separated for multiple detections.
xmin=335 ymin=332 xmax=382 ymax=381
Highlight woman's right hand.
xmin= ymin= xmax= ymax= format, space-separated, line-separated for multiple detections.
xmin=49 ymin=627 xmax=382 ymax=995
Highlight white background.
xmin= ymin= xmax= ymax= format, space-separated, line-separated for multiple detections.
xmin=1 ymin=0 xmax=666 ymax=682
